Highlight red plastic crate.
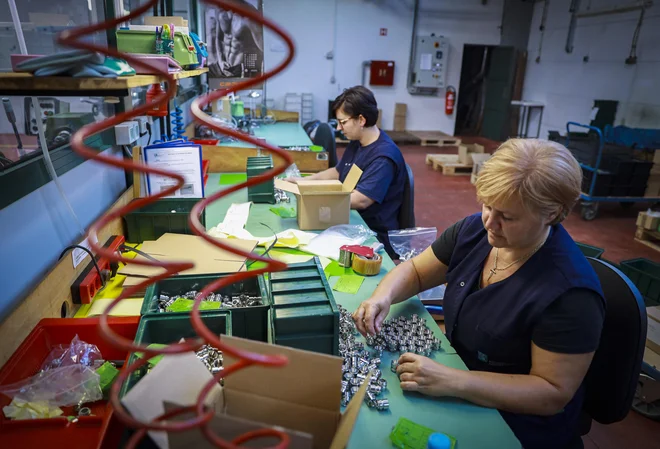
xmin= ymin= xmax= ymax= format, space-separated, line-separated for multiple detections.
xmin=0 ymin=317 xmax=139 ymax=449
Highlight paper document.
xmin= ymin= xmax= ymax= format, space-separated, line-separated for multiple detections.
xmin=144 ymin=144 xmax=204 ymax=198
xmin=420 ymin=53 xmax=432 ymax=71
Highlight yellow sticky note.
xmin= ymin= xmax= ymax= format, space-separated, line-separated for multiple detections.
xmin=332 ymin=275 xmax=365 ymax=294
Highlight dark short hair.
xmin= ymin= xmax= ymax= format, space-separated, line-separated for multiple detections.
xmin=332 ymin=86 xmax=379 ymax=127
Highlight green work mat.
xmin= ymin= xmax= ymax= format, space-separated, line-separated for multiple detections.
xmin=219 ymin=173 xmax=248 ymax=185
xmin=389 ymin=417 xmax=457 ymax=449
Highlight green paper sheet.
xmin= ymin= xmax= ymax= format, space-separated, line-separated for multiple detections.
xmin=269 ymin=206 xmax=296 ymax=218
xmin=324 ymin=261 xmax=354 ymax=278
xmin=389 ymin=417 xmax=457 ymax=449
xmin=333 ymin=275 xmax=364 ymax=294
xmin=96 ymin=361 xmax=120 ymax=394
xmin=166 ymin=297 xmax=221 ymax=313
xmin=135 ymin=343 xmax=168 ymax=367
xmin=219 ymin=173 xmax=247 ymax=185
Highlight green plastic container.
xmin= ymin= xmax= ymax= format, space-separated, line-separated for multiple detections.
xmin=576 ymin=242 xmax=605 ymax=259
xmin=246 ymin=155 xmax=275 ymax=204
xmin=119 ymin=312 xmax=231 ymax=398
xmin=116 ymin=29 xmax=198 ymax=68
xmin=123 ymin=198 xmax=205 ymax=243
xmin=268 ymin=310 xmax=337 ymax=355
xmin=269 ymin=257 xmax=339 ymax=355
xmin=142 ymin=274 xmax=270 ymax=341
xmin=619 ymin=258 xmax=660 ymax=307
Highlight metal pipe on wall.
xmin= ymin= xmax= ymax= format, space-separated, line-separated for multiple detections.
xmin=576 ymin=0 xmax=652 ymax=18
xmin=407 ymin=0 xmax=420 ymax=92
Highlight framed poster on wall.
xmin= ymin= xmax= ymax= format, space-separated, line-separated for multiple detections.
xmin=205 ymin=0 xmax=264 ymax=86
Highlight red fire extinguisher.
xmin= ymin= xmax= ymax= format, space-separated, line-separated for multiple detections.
xmin=445 ymin=86 xmax=456 ymax=115
xmin=146 ymin=83 xmax=169 ymax=117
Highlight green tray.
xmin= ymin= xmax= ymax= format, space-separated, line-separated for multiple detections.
xmin=123 ymin=198 xmax=205 ymax=243
xmin=576 ymin=242 xmax=605 ymax=259
xmin=119 ymin=312 xmax=231 ymax=398
xmin=268 ymin=310 xmax=337 ymax=356
xmin=619 ymin=258 xmax=660 ymax=307
xmin=142 ymin=274 xmax=270 ymax=342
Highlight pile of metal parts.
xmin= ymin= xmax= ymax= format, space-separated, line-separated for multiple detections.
xmin=339 ymin=307 xmax=442 ymax=413
xmin=156 ymin=291 xmax=263 ymax=313
xmin=339 ymin=305 xmax=389 ymax=411
xmin=285 ymin=146 xmax=312 ymax=152
xmin=196 ymin=344 xmax=223 ymax=375
xmin=274 ymin=188 xmax=290 ymax=204
xmin=367 ymin=314 xmax=441 ymax=356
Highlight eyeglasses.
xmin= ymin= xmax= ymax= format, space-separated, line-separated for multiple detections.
xmin=337 ymin=117 xmax=355 ymax=128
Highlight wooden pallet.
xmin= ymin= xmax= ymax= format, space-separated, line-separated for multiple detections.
xmin=410 ymin=131 xmax=462 ymax=147
xmin=635 ymin=227 xmax=660 ymax=253
xmin=428 ymin=155 xmax=472 ymax=176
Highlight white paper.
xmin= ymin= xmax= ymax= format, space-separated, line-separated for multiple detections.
xmin=122 ymin=350 xmax=223 ymax=449
xmin=420 ymin=53 xmax=432 ymax=71
xmin=144 ymin=145 xmax=204 ymax=198
xmin=222 ymin=202 xmax=251 ymax=231
xmin=71 ymin=235 xmax=98 ymax=268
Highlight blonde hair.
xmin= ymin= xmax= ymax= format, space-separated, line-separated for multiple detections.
xmin=475 ymin=139 xmax=582 ymax=225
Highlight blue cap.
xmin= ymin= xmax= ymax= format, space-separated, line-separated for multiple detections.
xmin=427 ymin=433 xmax=452 ymax=449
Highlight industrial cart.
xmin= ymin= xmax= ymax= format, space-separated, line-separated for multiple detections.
xmin=565 ymin=122 xmax=660 ymax=221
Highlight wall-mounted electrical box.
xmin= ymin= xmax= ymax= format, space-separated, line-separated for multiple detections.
xmin=370 ymin=60 xmax=395 ymax=86
xmin=408 ymin=35 xmax=449 ymax=95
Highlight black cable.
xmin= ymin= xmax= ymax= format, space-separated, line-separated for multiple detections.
xmin=59 ymin=244 xmax=106 ymax=287
xmin=120 ymin=244 xmax=161 ymax=262
xmin=146 ymin=121 xmax=152 ymax=145
xmin=246 ymin=223 xmax=279 ymax=268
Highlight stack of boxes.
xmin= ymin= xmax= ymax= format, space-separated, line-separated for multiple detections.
xmin=393 ymin=103 xmax=407 ymax=132
xmin=645 ymin=150 xmax=660 ymax=197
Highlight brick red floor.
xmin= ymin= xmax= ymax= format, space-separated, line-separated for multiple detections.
xmin=340 ymin=139 xmax=660 ymax=447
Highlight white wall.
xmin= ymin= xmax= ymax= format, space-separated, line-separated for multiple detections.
xmin=523 ymin=0 xmax=660 ymax=139
xmin=262 ymin=0 xmax=503 ymax=133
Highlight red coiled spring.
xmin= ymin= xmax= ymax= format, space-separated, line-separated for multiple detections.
xmin=57 ymin=1 xmax=295 ymax=447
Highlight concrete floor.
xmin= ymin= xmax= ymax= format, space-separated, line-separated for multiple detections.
xmin=339 ymin=139 xmax=660 ymax=448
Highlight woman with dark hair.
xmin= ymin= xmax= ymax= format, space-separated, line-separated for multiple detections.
xmin=288 ymin=86 xmax=407 ymax=257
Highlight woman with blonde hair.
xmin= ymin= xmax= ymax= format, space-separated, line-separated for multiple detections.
xmin=353 ymin=139 xmax=605 ymax=449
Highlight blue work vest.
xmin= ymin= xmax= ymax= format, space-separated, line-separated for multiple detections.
xmin=444 ymin=213 xmax=604 ymax=449
xmin=337 ymin=131 xmax=406 ymax=255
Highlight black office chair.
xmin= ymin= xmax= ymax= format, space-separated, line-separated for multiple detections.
xmin=398 ymin=163 xmax=415 ymax=229
xmin=577 ymin=258 xmax=647 ymax=440
xmin=312 ymin=122 xmax=338 ymax=168
xmin=303 ymin=120 xmax=320 ymax=137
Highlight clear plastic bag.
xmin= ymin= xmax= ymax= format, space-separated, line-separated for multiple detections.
xmin=388 ymin=227 xmax=438 ymax=261
xmin=0 ymin=365 xmax=102 ymax=407
xmin=280 ymin=163 xmax=301 ymax=179
xmin=40 ymin=335 xmax=103 ymax=372
xmin=388 ymin=227 xmax=442 ymax=301
xmin=303 ymin=224 xmax=376 ymax=260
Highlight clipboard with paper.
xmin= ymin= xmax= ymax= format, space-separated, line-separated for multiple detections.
xmin=143 ymin=141 xmax=205 ymax=198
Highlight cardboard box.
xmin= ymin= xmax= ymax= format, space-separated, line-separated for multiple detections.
xmin=394 ymin=103 xmax=407 ymax=117
xmin=470 ymin=153 xmax=492 ymax=185
xmin=653 ymin=150 xmax=660 ymax=165
xmin=647 ymin=306 xmax=660 ymax=355
xmin=393 ymin=115 xmax=406 ymax=132
xmin=168 ymin=335 xmax=368 ymax=449
xmin=458 ymin=143 xmax=486 ymax=165
xmin=636 ymin=212 xmax=660 ymax=231
xmin=145 ymin=16 xmax=189 ymax=27
xmin=275 ymin=166 xmax=362 ymax=230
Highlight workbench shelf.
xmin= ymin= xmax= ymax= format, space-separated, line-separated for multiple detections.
xmin=0 ymin=68 xmax=208 ymax=96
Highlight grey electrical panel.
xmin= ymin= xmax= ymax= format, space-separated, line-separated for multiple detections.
xmin=408 ymin=35 xmax=449 ymax=95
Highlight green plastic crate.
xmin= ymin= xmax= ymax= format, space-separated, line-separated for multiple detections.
xmin=268 ymin=310 xmax=337 ymax=355
xmin=576 ymin=242 xmax=604 ymax=259
xmin=142 ymin=274 xmax=270 ymax=341
xmin=619 ymin=258 xmax=660 ymax=307
xmin=123 ymin=198 xmax=205 ymax=243
xmin=269 ymin=257 xmax=339 ymax=355
xmin=246 ymin=156 xmax=275 ymax=204
xmin=119 ymin=311 xmax=231 ymax=398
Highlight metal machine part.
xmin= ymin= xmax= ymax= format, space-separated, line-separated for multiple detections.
xmin=408 ymin=34 xmax=449 ymax=95
xmin=196 ymin=344 xmax=224 ymax=376
xmin=274 ymin=188 xmax=290 ymax=204
xmin=156 ymin=290 xmax=263 ymax=312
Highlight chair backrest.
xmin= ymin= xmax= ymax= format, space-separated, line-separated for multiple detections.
xmin=583 ymin=258 xmax=647 ymax=424
xmin=312 ymin=122 xmax=338 ymax=168
xmin=398 ymin=163 xmax=415 ymax=229
xmin=303 ymin=120 xmax=320 ymax=137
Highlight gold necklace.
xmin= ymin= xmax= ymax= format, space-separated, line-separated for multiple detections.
xmin=486 ymin=240 xmax=545 ymax=282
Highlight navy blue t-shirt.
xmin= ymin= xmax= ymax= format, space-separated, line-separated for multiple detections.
xmin=336 ymin=131 xmax=406 ymax=256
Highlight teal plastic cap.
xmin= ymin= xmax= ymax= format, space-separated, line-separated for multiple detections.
xmin=428 ymin=433 xmax=452 ymax=449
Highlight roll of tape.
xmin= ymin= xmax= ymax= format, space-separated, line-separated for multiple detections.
xmin=338 ymin=248 xmax=353 ymax=268
xmin=352 ymin=253 xmax=382 ymax=276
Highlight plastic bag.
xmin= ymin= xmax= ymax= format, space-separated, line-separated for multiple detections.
xmin=40 ymin=335 xmax=103 ymax=372
xmin=302 ymin=224 xmax=376 ymax=261
xmin=0 ymin=365 xmax=102 ymax=407
xmin=280 ymin=163 xmax=301 ymax=179
xmin=388 ymin=227 xmax=442 ymax=301
xmin=388 ymin=227 xmax=437 ymax=262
